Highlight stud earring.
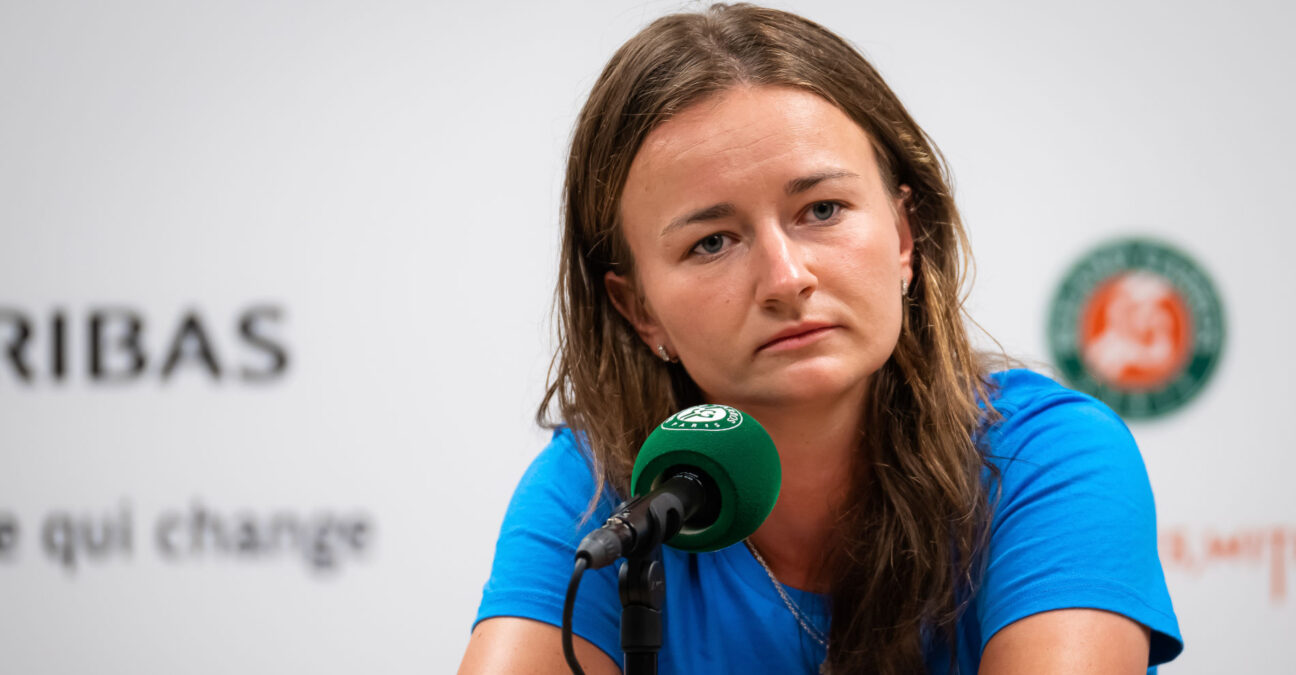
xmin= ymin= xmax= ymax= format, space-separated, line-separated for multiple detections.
xmin=901 ymin=278 xmax=910 ymax=295
xmin=656 ymin=344 xmax=675 ymax=363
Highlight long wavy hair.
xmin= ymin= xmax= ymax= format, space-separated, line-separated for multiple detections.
xmin=538 ymin=4 xmax=1000 ymax=672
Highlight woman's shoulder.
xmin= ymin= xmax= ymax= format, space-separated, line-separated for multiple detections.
xmin=527 ymin=426 xmax=586 ymax=477
xmin=982 ymin=368 xmax=1139 ymax=469
xmin=979 ymin=368 xmax=1156 ymax=505
xmin=514 ymin=426 xmax=591 ymax=490
xmin=505 ymin=426 xmax=617 ymax=525
xmin=986 ymin=368 xmax=1118 ymax=420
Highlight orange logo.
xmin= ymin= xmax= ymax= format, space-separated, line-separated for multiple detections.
xmin=1048 ymin=238 xmax=1224 ymax=419
xmin=1079 ymin=271 xmax=1193 ymax=391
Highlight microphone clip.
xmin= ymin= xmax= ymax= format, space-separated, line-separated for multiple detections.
xmin=576 ymin=471 xmax=707 ymax=569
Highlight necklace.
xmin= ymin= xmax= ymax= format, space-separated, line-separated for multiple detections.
xmin=743 ymin=538 xmax=831 ymax=657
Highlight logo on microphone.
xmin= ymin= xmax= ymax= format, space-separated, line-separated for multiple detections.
xmin=1048 ymin=238 xmax=1225 ymax=419
xmin=661 ymin=404 xmax=743 ymax=431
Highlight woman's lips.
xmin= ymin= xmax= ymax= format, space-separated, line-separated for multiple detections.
xmin=758 ymin=325 xmax=837 ymax=352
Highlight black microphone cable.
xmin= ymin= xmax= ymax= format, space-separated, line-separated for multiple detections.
xmin=562 ymin=555 xmax=590 ymax=675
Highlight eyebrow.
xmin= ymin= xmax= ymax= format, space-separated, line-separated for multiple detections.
xmin=784 ymin=169 xmax=859 ymax=196
xmin=660 ymin=169 xmax=860 ymax=237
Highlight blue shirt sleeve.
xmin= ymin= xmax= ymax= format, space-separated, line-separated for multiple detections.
xmin=473 ymin=428 xmax=625 ymax=668
xmin=977 ymin=370 xmax=1183 ymax=667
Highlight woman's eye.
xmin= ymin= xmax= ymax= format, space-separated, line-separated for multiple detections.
xmin=692 ymin=233 xmax=729 ymax=256
xmin=809 ymin=201 xmax=839 ymax=221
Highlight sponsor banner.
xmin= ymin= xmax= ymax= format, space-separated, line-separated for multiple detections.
xmin=0 ymin=304 xmax=288 ymax=386
xmin=0 ymin=500 xmax=373 ymax=575
xmin=1161 ymin=525 xmax=1296 ymax=604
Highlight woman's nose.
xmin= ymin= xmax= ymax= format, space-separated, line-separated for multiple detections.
xmin=753 ymin=227 xmax=816 ymax=310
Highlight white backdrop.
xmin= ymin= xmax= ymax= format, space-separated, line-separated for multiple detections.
xmin=1 ymin=1 xmax=1292 ymax=673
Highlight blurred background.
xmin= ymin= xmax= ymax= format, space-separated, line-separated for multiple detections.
xmin=0 ymin=0 xmax=1291 ymax=672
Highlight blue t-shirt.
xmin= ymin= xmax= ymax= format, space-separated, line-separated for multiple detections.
xmin=474 ymin=370 xmax=1183 ymax=672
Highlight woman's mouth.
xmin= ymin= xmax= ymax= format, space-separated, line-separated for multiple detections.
xmin=757 ymin=324 xmax=837 ymax=352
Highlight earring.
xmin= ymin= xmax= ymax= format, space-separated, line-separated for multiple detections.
xmin=901 ymin=278 xmax=909 ymax=296
xmin=656 ymin=344 xmax=675 ymax=363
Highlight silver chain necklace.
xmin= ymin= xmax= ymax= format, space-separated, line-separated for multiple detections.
xmin=743 ymin=537 xmax=831 ymax=674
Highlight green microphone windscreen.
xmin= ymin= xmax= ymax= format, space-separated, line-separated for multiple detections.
xmin=630 ymin=404 xmax=781 ymax=553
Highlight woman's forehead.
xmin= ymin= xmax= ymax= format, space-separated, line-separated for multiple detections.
xmin=642 ymin=86 xmax=871 ymax=163
xmin=621 ymin=85 xmax=885 ymax=221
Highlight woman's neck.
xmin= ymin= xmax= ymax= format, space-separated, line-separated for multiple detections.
xmin=739 ymin=387 xmax=868 ymax=592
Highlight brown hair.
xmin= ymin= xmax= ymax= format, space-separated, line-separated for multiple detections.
xmin=538 ymin=4 xmax=999 ymax=672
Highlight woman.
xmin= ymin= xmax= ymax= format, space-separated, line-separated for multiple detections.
xmin=460 ymin=4 xmax=1182 ymax=673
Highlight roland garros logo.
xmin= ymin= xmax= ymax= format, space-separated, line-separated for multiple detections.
xmin=1048 ymin=238 xmax=1225 ymax=419
xmin=661 ymin=404 xmax=744 ymax=431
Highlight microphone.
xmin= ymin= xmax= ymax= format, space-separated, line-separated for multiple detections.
xmin=575 ymin=404 xmax=781 ymax=568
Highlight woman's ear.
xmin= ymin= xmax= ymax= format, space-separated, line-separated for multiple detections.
xmin=604 ymin=270 xmax=669 ymax=353
xmin=895 ymin=184 xmax=915 ymax=285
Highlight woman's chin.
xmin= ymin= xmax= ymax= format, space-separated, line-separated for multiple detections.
xmin=732 ymin=366 xmax=872 ymax=411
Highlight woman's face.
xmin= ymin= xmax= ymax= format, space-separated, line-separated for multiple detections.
xmin=606 ymin=85 xmax=913 ymax=411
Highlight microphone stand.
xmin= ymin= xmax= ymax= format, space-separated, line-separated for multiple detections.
xmin=618 ymin=546 xmax=664 ymax=675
